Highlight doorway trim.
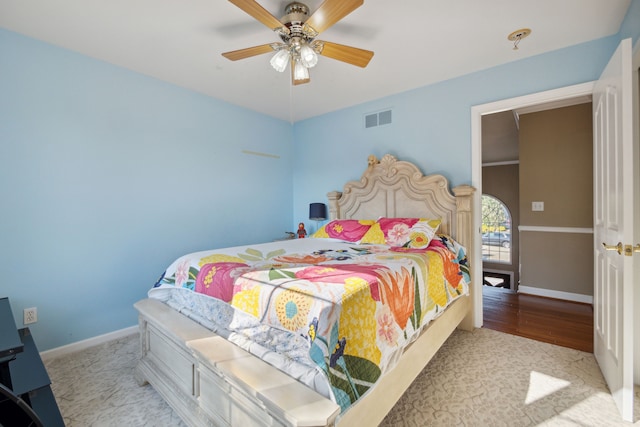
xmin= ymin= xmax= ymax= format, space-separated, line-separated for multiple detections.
xmin=470 ymin=81 xmax=595 ymax=327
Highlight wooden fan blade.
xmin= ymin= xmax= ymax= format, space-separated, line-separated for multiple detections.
xmin=222 ymin=43 xmax=276 ymax=61
xmin=228 ymin=0 xmax=289 ymax=34
xmin=303 ymin=0 xmax=363 ymax=36
xmin=315 ymin=41 xmax=374 ymax=67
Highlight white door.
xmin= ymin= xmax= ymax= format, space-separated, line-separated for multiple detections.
xmin=593 ymin=37 xmax=636 ymax=422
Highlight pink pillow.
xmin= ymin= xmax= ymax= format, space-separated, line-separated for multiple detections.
xmin=360 ymin=218 xmax=441 ymax=248
xmin=311 ymin=219 xmax=376 ymax=242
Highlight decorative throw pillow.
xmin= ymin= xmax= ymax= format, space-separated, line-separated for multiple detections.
xmin=311 ymin=219 xmax=376 ymax=242
xmin=360 ymin=218 xmax=441 ymax=248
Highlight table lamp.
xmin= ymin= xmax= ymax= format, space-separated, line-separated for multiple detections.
xmin=309 ymin=203 xmax=327 ymax=234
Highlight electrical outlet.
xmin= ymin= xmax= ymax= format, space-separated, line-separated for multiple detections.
xmin=24 ymin=307 xmax=37 ymax=325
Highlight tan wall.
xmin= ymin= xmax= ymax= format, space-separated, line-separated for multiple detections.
xmin=519 ymin=231 xmax=593 ymax=295
xmin=519 ymin=104 xmax=593 ymax=227
xmin=518 ymin=103 xmax=593 ymax=297
xmin=482 ymin=164 xmax=520 ymax=287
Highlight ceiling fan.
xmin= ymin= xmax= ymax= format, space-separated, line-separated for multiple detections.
xmin=222 ymin=0 xmax=374 ymax=85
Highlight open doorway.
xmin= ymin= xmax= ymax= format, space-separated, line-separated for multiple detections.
xmin=470 ymin=82 xmax=595 ymax=328
xmin=479 ymin=101 xmax=595 ymax=353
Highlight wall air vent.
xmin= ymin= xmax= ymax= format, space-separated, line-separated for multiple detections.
xmin=364 ymin=109 xmax=392 ymax=128
xmin=365 ymin=113 xmax=378 ymax=128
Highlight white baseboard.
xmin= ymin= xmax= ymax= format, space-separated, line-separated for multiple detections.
xmin=518 ymin=286 xmax=593 ymax=304
xmin=40 ymin=325 xmax=138 ymax=363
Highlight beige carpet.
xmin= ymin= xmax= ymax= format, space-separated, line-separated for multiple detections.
xmin=44 ymin=328 xmax=640 ymax=426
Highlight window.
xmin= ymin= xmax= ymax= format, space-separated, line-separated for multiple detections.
xmin=481 ymin=195 xmax=511 ymax=264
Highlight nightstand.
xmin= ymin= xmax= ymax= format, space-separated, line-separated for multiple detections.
xmin=0 ymin=297 xmax=64 ymax=426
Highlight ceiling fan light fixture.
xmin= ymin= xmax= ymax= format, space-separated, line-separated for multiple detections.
xmin=270 ymin=49 xmax=290 ymax=72
xmin=222 ymin=0 xmax=374 ymax=85
xmin=299 ymin=44 xmax=318 ymax=68
xmin=293 ymin=60 xmax=309 ymax=81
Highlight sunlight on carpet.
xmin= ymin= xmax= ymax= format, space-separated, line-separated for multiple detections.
xmin=525 ymin=371 xmax=571 ymax=405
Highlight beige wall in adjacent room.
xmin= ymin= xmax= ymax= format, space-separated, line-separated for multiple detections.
xmin=518 ymin=103 xmax=593 ymax=297
xmin=482 ymin=164 xmax=520 ymax=287
xmin=520 ymin=232 xmax=593 ymax=295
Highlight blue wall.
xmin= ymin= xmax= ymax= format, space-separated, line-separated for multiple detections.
xmin=621 ymin=0 xmax=640 ymax=42
xmin=291 ymin=36 xmax=619 ymax=226
xmin=291 ymin=0 xmax=640 ymax=226
xmin=0 ymin=29 xmax=293 ymax=350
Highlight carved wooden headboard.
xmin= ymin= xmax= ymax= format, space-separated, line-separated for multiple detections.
xmin=327 ymin=154 xmax=474 ymax=249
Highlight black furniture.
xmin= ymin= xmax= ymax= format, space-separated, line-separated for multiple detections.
xmin=0 ymin=297 xmax=64 ymax=426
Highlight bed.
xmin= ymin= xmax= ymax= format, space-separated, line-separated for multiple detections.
xmin=134 ymin=153 xmax=475 ymax=427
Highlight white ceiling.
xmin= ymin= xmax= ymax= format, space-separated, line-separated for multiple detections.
xmin=0 ymin=0 xmax=631 ymax=123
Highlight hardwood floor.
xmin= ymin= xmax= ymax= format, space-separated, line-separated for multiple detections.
xmin=482 ymin=285 xmax=594 ymax=353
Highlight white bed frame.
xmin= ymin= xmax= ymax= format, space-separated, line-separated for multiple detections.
xmin=134 ymin=154 xmax=475 ymax=427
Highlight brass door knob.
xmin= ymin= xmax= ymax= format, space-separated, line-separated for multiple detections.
xmin=602 ymin=242 xmax=623 ymax=255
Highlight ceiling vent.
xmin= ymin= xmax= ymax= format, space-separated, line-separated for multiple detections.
xmin=365 ymin=109 xmax=392 ymax=128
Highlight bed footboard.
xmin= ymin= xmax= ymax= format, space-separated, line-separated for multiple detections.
xmin=134 ymin=299 xmax=340 ymax=427
xmin=135 ymin=294 xmax=469 ymax=427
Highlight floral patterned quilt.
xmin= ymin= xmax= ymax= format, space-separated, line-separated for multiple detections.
xmin=150 ymin=234 xmax=469 ymax=412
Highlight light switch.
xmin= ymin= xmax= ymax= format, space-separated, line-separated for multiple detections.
xmin=532 ymin=201 xmax=544 ymax=211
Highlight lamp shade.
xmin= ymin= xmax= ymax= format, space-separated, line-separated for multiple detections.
xmin=299 ymin=44 xmax=318 ymax=68
xmin=309 ymin=203 xmax=327 ymax=221
xmin=270 ymin=49 xmax=290 ymax=73
xmin=293 ymin=60 xmax=309 ymax=81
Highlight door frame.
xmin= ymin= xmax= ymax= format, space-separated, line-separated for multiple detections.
xmin=470 ymin=81 xmax=595 ymax=328
xmin=632 ymin=40 xmax=640 ymax=387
